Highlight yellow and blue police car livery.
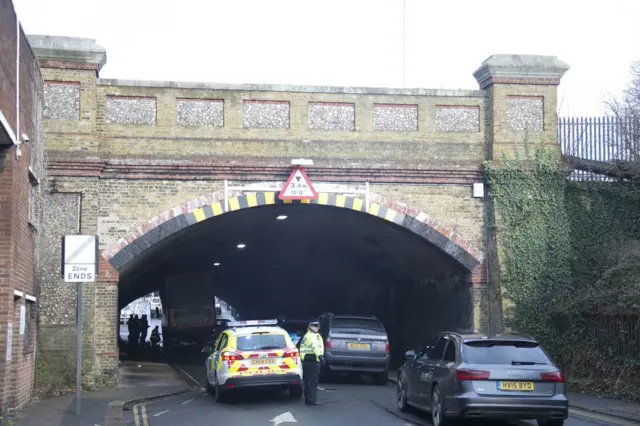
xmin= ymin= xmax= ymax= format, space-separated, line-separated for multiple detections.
xmin=204 ymin=319 xmax=304 ymax=401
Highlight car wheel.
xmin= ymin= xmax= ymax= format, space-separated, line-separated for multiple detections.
xmin=372 ymin=370 xmax=388 ymax=385
xmin=431 ymin=385 xmax=454 ymax=426
xmin=396 ymin=376 xmax=409 ymax=412
xmin=289 ymin=385 xmax=303 ymax=398
xmin=205 ymin=376 xmax=214 ymax=394
xmin=537 ymin=420 xmax=564 ymax=426
xmin=214 ymin=375 xmax=228 ymax=403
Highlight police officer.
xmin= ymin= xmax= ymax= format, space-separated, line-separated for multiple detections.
xmin=299 ymin=320 xmax=325 ymax=405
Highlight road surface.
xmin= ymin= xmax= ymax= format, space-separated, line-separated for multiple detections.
xmin=122 ymin=361 xmax=638 ymax=426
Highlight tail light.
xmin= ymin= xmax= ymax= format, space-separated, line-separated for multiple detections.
xmin=283 ymin=348 xmax=299 ymax=358
xmin=456 ymin=368 xmax=490 ymax=381
xmin=385 ymin=343 xmax=390 ymax=353
xmin=540 ymin=371 xmax=565 ymax=382
xmin=221 ymin=351 xmax=243 ymax=361
xmin=324 ymin=338 xmax=331 ymax=349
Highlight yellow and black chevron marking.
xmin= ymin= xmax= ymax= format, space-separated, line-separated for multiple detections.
xmin=184 ymin=192 xmax=406 ymax=228
xmin=109 ymin=191 xmax=482 ymax=272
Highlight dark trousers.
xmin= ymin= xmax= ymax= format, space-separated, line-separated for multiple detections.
xmin=302 ymin=358 xmax=320 ymax=404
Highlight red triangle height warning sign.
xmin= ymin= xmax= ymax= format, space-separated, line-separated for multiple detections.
xmin=278 ymin=166 xmax=318 ymax=200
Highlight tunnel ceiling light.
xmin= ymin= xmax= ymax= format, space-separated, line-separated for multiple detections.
xmin=276 ymin=215 xmax=288 ymax=220
xmin=237 ymin=243 xmax=246 ymax=249
xmin=213 ymin=262 xmax=221 ymax=266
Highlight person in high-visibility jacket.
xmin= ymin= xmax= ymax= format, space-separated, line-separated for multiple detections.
xmin=299 ymin=320 xmax=325 ymax=405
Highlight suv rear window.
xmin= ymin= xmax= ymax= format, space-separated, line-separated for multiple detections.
xmin=331 ymin=317 xmax=385 ymax=333
xmin=236 ymin=333 xmax=287 ymax=351
xmin=462 ymin=340 xmax=551 ymax=365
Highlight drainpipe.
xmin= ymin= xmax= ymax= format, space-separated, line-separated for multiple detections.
xmin=483 ymin=179 xmax=495 ymax=335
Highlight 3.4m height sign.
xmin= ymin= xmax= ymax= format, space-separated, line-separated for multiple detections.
xmin=61 ymin=235 xmax=99 ymax=282
xmin=278 ymin=166 xmax=318 ymax=201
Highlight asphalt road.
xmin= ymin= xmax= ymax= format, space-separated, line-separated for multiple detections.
xmin=121 ymin=360 xmax=638 ymax=426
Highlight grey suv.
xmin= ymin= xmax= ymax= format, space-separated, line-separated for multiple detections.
xmin=396 ymin=332 xmax=569 ymax=426
xmin=318 ymin=313 xmax=390 ymax=385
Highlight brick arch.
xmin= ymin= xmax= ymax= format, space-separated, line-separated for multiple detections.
xmin=103 ymin=190 xmax=484 ymax=272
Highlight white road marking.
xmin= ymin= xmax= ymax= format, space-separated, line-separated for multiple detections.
xmin=154 ymin=410 xmax=170 ymax=417
xmin=181 ymin=398 xmax=194 ymax=405
xmin=270 ymin=411 xmax=298 ymax=425
xmin=173 ymin=364 xmax=206 ymax=391
xmin=569 ymin=407 xmax=639 ymax=426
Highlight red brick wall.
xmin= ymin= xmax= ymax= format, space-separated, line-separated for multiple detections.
xmin=0 ymin=0 xmax=44 ymax=412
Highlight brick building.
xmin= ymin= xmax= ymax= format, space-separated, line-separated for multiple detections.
xmin=0 ymin=0 xmax=45 ymax=414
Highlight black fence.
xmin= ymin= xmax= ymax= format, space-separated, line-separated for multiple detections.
xmin=558 ymin=116 xmax=639 ymax=181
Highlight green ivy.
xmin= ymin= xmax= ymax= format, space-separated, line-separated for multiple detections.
xmin=485 ymin=137 xmax=640 ymax=401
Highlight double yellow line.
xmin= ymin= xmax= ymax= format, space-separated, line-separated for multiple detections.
xmin=132 ymin=402 xmax=150 ymax=426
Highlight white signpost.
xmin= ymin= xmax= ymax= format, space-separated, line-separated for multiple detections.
xmin=278 ymin=166 xmax=318 ymax=201
xmin=61 ymin=235 xmax=98 ymax=416
xmin=63 ymin=235 xmax=98 ymax=282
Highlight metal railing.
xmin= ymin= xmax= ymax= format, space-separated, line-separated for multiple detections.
xmin=558 ymin=116 xmax=639 ymax=181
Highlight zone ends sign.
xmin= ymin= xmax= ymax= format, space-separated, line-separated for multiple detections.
xmin=61 ymin=235 xmax=99 ymax=283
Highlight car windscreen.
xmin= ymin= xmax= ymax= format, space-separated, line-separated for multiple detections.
xmin=236 ymin=333 xmax=287 ymax=351
xmin=462 ymin=340 xmax=551 ymax=365
xmin=331 ymin=318 xmax=385 ymax=333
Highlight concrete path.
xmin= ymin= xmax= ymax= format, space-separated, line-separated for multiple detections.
xmin=13 ymin=362 xmax=190 ymax=426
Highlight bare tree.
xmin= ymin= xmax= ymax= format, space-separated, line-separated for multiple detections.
xmin=564 ymin=60 xmax=640 ymax=181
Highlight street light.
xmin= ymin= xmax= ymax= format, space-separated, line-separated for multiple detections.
xmin=236 ymin=243 xmax=246 ymax=249
xmin=213 ymin=262 xmax=221 ymax=267
xmin=276 ymin=215 xmax=288 ymax=220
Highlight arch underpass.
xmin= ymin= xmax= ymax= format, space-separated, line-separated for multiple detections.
xmin=109 ymin=191 xmax=483 ymax=363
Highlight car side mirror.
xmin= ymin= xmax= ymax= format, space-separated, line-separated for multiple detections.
xmin=202 ymin=346 xmax=213 ymax=355
xmin=405 ymin=350 xmax=416 ymax=361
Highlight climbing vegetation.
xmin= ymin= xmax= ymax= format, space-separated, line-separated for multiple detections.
xmin=485 ymin=136 xmax=640 ymax=401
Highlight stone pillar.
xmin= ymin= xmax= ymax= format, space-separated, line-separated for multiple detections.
xmin=474 ymin=54 xmax=570 ymax=160
xmin=473 ymin=55 xmax=570 ymax=331
xmin=28 ymin=36 xmax=116 ymax=390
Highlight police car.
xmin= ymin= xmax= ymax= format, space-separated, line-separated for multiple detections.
xmin=202 ymin=319 xmax=304 ymax=403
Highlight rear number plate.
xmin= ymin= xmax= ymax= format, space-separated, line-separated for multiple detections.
xmin=498 ymin=381 xmax=535 ymax=391
xmin=347 ymin=343 xmax=371 ymax=350
xmin=250 ymin=359 xmax=275 ymax=365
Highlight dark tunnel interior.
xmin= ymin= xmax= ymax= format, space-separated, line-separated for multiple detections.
xmin=117 ymin=203 xmax=474 ymax=363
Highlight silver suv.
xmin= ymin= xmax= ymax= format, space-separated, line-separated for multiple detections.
xmin=319 ymin=313 xmax=390 ymax=385
xmin=396 ymin=332 xmax=568 ymax=426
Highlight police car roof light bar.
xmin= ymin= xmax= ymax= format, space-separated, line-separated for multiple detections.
xmin=228 ymin=319 xmax=278 ymax=327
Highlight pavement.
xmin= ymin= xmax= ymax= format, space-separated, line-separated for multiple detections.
xmin=567 ymin=392 xmax=640 ymax=424
xmin=13 ymin=361 xmax=190 ymax=426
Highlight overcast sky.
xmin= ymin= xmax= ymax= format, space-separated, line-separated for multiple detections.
xmin=13 ymin=0 xmax=640 ymax=116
